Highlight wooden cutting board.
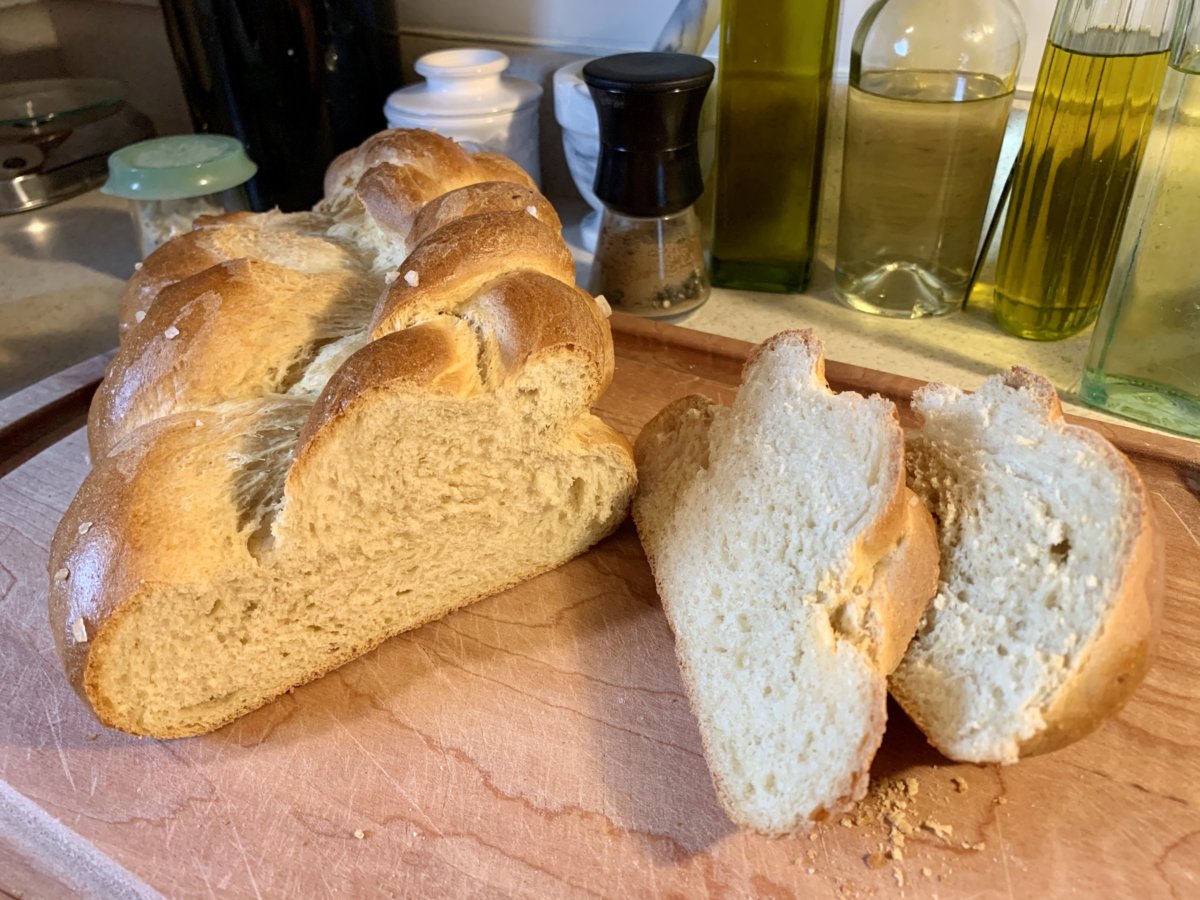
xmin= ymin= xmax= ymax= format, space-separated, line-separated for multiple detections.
xmin=2 ymin=315 xmax=1198 ymax=898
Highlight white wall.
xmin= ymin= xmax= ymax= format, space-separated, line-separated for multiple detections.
xmin=393 ymin=0 xmax=1054 ymax=91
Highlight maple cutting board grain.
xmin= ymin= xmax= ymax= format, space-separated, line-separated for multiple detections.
xmin=1 ymin=315 xmax=1198 ymax=898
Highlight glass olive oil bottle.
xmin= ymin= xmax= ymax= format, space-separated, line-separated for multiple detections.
xmin=836 ymin=0 xmax=1024 ymax=318
xmin=709 ymin=0 xmax=841 ymax=293
xmin=992 ymin=0 xmax=1177 ymax=340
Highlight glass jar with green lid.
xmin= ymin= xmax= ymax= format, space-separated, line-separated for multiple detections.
xmin=103 ymin=134 xmax=257 ymax=257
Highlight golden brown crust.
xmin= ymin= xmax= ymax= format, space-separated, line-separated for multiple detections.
xmin=89 ymin=258 xmax=376 ymax=459
xmin=408 ymin=182 xmax=560 ymax=248
xmin=322 ymin=128 xmax=480 ymax=204
xmin=51 ymin=400 xmax=307 ymax=732
xmin=869 ymin=493 xmax=942 ymax=675
xmin=468 ymin=151 xmax=538 ymax=190
xmin=294 ymin=318 xmax=482 ymax=455
xmin=369 ymin=210 xmax=577 ymax=338
xmin=117 ymin=224 xmax=362 ymax=340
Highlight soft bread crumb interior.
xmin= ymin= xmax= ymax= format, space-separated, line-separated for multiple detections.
xmin=895 ymin=379 xmax=1138 ymax=762
xmin=638 ymin=338 xmax=903 ymax=832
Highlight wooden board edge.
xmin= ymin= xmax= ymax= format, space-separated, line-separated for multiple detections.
xmin=610 ymin=314 xmax=1200 ymax=468
xmin=0 ymin=353 xmax=108 ymax=479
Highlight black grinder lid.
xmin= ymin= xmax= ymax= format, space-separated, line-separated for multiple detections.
xmin=583 ymin=52 xmax=714 ymax=218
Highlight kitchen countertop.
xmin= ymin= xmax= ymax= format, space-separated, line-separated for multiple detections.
xmin=0 ymin=186 xmax=1187 ymax=442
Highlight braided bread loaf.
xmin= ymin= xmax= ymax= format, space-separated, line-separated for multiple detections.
xmin=49 ymin=129 xmax=638 ymax=738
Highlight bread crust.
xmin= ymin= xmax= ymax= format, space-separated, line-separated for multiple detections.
xmin=369 ymin=211 xmax=577 ymax=338
xmin=408 ymin=182 xmax=561 ymax=248
xmin=117 ymin=223 xmax=361 ymax=340
xmin=50 ymin=400 xmax=310 ymax=733
xmin=89 ymin=259 xmax=377 ymax=459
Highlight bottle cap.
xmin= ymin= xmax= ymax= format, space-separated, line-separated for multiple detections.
xmin=583 ymin=52 xmax=713 ymax=217
xmin=102 ymin=134 xmax=257 ymax=200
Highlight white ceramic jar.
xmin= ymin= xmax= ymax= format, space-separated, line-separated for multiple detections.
xmin=384 ymin=49 xmax=542 ymax=186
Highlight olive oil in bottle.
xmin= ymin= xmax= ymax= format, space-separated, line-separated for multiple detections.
xmin=709 ymin=0 xmax=841 ymax=293
xmin=837 ymin=72 xmax=1014 ymax=317
xmin=993 ymin=29 xmax=1171 ymax=340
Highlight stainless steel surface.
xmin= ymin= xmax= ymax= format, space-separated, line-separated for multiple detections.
xmin=0 ymin=79 xmax=154 ymax=216
xmin=0 ymin=152 xmax=109 ymax=215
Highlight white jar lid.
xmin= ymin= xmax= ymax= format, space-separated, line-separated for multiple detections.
xmin=385 ymin=49 xmax=542 ymax=120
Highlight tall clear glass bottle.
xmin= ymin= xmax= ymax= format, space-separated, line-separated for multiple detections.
xmin=709 ymin=0 xmax=841 ymax=293
xmin=835 ymin=0 xmax=1025 ymax=318
xmin=1080 ymin=0 xmax=1200 ymax=437
xmin=992 ymin=0 xmax=1178 ymax=340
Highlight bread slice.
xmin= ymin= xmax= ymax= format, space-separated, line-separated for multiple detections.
xmin=891 ymin=368 xmax=1163 ymax=763
xmin=632 ymin=331 xmax=939 ymax=834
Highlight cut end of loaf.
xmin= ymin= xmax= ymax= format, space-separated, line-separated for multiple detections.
xmin=56 ymin=127 xmax=638 ymax=738
xmin=892 ymin=370 xmax=1162 ymax=763
xmin=633 ymin=331 xmax=935 ymax=834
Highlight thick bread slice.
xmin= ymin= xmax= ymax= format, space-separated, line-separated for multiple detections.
xmin=632 ymin=331 xmax=939 ymax=835
xmin=50 ymin=289 xmax=636 ymax=738
xmin=890 ymin=368 xmax=1164 ymax=763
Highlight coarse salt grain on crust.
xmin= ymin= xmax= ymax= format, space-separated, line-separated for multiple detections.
xmin=164 ymin=326 xmax=180 ymax=339
xmin=72 ymin=617 xmax=88 ymax=643
xmin=134 ymin=311 xmax=146 ymax=323
xmin=404 ymin=270 xmax=419 ymax=287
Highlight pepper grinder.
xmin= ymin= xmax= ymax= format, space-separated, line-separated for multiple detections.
xmin=583 ymin=53 xmax=714 ymax=319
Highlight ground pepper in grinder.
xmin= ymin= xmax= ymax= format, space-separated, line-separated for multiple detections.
xmin=583 ymin=53 xmax=714 ymax=318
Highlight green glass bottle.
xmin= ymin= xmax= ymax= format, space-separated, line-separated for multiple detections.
xmin=710 ymin=0 xmax=842 ymax=293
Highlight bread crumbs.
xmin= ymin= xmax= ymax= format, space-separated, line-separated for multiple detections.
xmin=922 ymin=820 xmax=953 ymax=840
xmin=951 ymin=776 xmax=968 ymax=793
xmin=865 ymin=851 xmax=888 ymax=870
xmin=353 ymin=829 xmax=365 ymax=840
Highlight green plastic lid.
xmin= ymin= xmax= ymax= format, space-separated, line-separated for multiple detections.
xmin=102 ymin=134 xmax=257 ymax=200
